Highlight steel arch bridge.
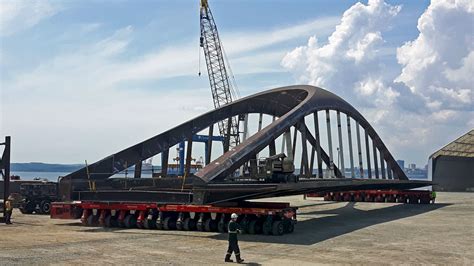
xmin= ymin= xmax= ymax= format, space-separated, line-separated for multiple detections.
xmin=59 ymin=85 xmax=430 ymax=204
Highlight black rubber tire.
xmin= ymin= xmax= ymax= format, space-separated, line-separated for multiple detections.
xmin=176 ymin=220 xmax=184 ymax=230
xmin=124 ymin=214 xmax=137 ymax=228
xmin=396 ymin=196 xmax=406 ymax=203
xmin=239 ymin=217 xmax=250 ymax=234
xmin=272 ymin=220 xmax=284 ymax=236
xmin=196 ymin=221 xmax=205 ymax=231
xmin=104 ymin=215 xmax=113 ymax=227
xmin=117 ymin=219 xmax=126 ymax=228
xmin=40 ymin=200 xmax=52 ymax=215
xmin=163 ymin=216 xmax=176 ymax=230
xmin=143 ymin=218 xmax=155 ymax=229
xmin=248 ymin=220 xmax=262 ymax=235
xmin=286 ymin=222 xmax=294 ymax=233
xmin=217 ymin=220 xmax=227 ymax=233
xmin=156 ymin=219 xmax=163 ymax=230
xmin=81 ymin=216 xmax=88 ymax=226
xmin=204 ymin=218 xmax=218 ymax=232
xmin=408 ymin=197 xmax=419 ymax=204
xmin=262 ymin=220 xmax=272 ymax=235
xmin=420 ymin=198 xmax=430 ymax=204
xmin=87 ymin=215 xmax=98 ymax=226
xmin=183 ymin=218 xmax=196 ymax=231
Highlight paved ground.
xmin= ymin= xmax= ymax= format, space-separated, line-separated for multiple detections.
xmin=0 ymin=192 xmax=473 ymax=265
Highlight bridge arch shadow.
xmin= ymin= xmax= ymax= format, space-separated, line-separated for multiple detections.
xmin=208 ymin=202 xmax=449 ymax=246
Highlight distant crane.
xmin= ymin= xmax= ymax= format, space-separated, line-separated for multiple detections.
xmin=199 ymin=0 xmax=244 ymax=152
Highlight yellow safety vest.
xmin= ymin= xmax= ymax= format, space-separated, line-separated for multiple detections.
xmin=5 ymin=200 xmax=12 ymax=211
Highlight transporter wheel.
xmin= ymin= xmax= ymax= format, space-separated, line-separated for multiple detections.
xmin=374 ymin=195 xmax=383 ymax=202
xmin=323 ymin=193 xmax=332 ymax=201
xmin=87 ymin=215 xmax=98 ymax=226
xmin=408 ymin=196 xmax=419 ymax=204
xmin=248 ymin=220 xmax=262 ymax=235
xmin=217 ymin=220 xmax=227 ymax=233
xmin=272 ymin=220 xmax=284 ymax=236
xmin=239 ymin=217 xmax=251 ymax=234
xmin=396 ymin=196 xmax=406 ymax=203
xmin=143 ymin=218 xmax=155 ymax=229
xmin=156 ymin=219 xmax=163 ymax=230
xmin=262 ymin=220 xmax=272 ymax=235
xmin=386 ymin=195 xmax=396 ymax=202
xmin=183 ymin=217 xmax=196 ymax=231
xmin=117 ymin=219 xmax=126 ymax=228
xmin=343 ymin=193 xmax=352 ymax=201
xmin=104 ymin=214 xmax=113 ymax=228
xmin=124 ymin=214 xmax=137 ymax=228
xmin=136 ymin=220 xmax=144 ymax=229
xmin=420 ymin=198 xmax=430 ymax=204
xmin=286 ymin=221 xmax=295 ymax=233
xmin=81 ymin=215 xmax=88 ymax=226
xmin=163 ymin=216 xmax=177 ymax=230
xmin=196 ymin=221 xmax=205 ymax=231
xmin=176 ymin=220 xmax=184 ymax=230
xmin=204 ymin=218 xmax=218 ymax=232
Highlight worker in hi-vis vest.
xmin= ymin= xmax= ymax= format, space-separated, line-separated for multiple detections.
xmin=225 ymin=213 xmax=244 ymax=263
xmin=4 ymin=195 xmax=13 ymax=224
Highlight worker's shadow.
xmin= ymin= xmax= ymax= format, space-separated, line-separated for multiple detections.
xmin=209 ymin=202 xmax=449 ymax=246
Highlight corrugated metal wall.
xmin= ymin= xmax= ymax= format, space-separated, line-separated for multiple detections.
xmin=433 ymin=155 xmax=474 ymax=192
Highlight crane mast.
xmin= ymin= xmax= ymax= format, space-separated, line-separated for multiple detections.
xmin=200 ymin=0 xmax=240 ymax=152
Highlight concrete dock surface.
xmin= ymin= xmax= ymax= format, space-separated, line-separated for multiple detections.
xmin=0 ymin=192 xmax=472 ymax=265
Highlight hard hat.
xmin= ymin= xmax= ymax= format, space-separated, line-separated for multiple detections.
xmin=231 ymin=213 xmax=238 ymax=219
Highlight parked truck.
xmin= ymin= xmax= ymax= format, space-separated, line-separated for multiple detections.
xmin=19 ymin=181 xmax=58 ymax=214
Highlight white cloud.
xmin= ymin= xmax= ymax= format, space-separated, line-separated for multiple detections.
xmin=222 ymin=16 xmax=340 ymax=56
xmin=0 ymin=0 xmax=61 ymax=36
xmin=281 ymin=0 xmax=401 ymax=104
xmin=281 ymin=0 xmax=474 ymax=165
xmin=395 ymin=0 xmax=474 ymax=110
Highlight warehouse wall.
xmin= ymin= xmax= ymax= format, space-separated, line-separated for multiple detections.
xmin=432 ymin=155 xmax=474 ymax=192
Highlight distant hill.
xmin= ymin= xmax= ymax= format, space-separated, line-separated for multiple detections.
xmin=12 ymin=163 xmax=84 ymax=173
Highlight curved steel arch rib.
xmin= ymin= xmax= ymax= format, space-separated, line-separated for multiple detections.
xmin=64 ymin=85 xmax=406 ymax=186
xmin=196 ymin=85 xmax=407 ymax=183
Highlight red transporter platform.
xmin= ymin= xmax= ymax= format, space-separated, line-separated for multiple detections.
xmin=306 ymin=190 xmax=435 ymax=204
xmin=51 ymin=201 xmax=297 ymax=236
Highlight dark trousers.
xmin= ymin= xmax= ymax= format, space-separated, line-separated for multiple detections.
xmin=5 ymin=210 xmax=12 ymax=224
xmin=227 ymin=239 xmax=241 ymax=257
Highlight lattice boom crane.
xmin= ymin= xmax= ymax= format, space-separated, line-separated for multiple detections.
xmin=200 ymin=0 xmax=241 ymax=151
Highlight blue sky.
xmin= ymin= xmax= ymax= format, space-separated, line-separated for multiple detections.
xmin=1 ymin=0 xmax=472 ymax=167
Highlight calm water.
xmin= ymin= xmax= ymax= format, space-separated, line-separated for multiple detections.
xmin=11 ymin=171 xmax=154 ymax=181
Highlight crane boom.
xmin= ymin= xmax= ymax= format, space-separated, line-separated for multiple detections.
xmin=200 ymin=0 xmax=240 ymax=151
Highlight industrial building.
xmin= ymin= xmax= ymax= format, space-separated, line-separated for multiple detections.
xmin=428 ymin=130 xmax=474 ymax=192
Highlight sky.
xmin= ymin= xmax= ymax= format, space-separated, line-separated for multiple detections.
xmin=0 ymin=0 xmax=473 ymax=167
